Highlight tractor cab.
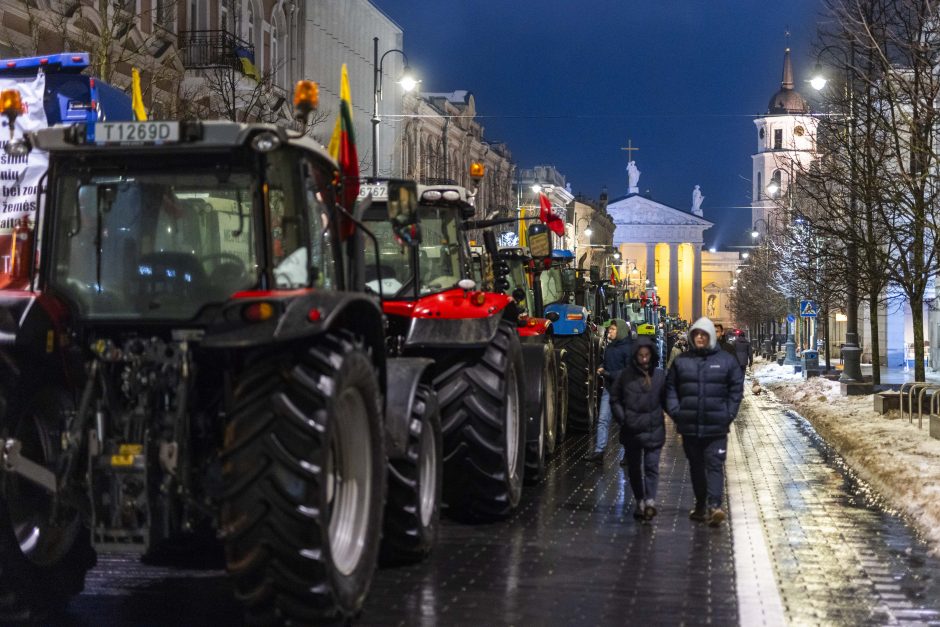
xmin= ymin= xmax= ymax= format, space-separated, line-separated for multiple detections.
xmin=360 ymin=180 xmax=474 ymax=301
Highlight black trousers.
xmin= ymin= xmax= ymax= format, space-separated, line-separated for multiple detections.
xmin=623 ymin=437 xmax=662 ymax=503
xmin=681 ymin=435 xmax=728 ymax=509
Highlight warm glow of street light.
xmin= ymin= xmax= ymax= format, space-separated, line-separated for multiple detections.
xmin=709 ymin=247 xmax=716 ymax=253
xmin=531 ymin=185 xmax=542 ymax=193
xmin=751 ymin=229 xmax=759 ymax=238
xmin=742 ymin=252 xmax=749 ymax=259
xmin=766 ymin=181 xmax=780 ymax=196
xmin=613 ymin=252 xmax=621 ymax=260
xmin=584 ymin=228 xmax=593 ymax=237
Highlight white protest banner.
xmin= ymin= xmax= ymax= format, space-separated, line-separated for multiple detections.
xmin=0 ymin=72 xmax=47 ymax=282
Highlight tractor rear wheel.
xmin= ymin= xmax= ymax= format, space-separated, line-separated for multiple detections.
xmin=380 ymin=384 xmax=442 ymax=564
xmin=525 ymin=350 xmax=557 ymax=484
xmin=435 ymin=321 xmax=526 ymax=520
xmin=0 ymin=387 xmax=95 ymax=622
xmin=222 ymin=333 xmax=385 ymax=624
xmin=555 ymin=333 xmax=596 ymax=432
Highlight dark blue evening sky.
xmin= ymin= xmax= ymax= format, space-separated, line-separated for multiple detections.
xmin=371 ymin=0 xmax=823 ymax=248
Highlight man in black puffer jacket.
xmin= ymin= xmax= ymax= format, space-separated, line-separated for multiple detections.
xmin=665 ymin=317 xmax=744 ymax=527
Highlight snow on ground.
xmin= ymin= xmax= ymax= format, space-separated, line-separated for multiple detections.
xmin=752 ymin=359 xmax=940 ymax=554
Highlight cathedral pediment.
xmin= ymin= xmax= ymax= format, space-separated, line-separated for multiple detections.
xmin=606 ymin=194 xmax=713 ymax=227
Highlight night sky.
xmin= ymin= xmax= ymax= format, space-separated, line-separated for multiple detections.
xmin=370 ymin=0 xmax=823 ymax=248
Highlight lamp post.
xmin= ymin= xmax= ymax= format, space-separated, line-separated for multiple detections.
xmin=812 ymin=43 xmax=863 ymax=384
xmin=371 ymin=37 xmax=418 ymax=179
xmin=750 ymin=217 xmax=770 ymax=239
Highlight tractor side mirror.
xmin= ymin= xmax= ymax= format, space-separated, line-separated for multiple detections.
xmin=561 ymin=268 xmax=576 ymax=293
xmin=527 ymin=223 xmax=551 ymax=260
xmin=387 ymin=180 xmax=420 ymax=245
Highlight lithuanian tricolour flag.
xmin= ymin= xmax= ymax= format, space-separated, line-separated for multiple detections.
xmin=328 ymin=64 xmax=360 ymax=213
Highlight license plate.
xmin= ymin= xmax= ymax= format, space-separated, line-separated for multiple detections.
xmin=358 ymin=183 xmax=388 ymax=201
xmin=94 ymin=121 xmax=179 ymax=145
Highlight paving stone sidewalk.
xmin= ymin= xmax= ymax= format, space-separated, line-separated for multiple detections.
xmin=732 ymin=393 xmax=940 ymax=626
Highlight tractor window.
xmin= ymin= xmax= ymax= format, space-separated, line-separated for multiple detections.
xmin=267 ymin=151 xmax=308 ymax=289
xmin=50 ymin=164 xmax=258 ymax=319
xmin=302 ymin=158 xmax=337 ymax=289
xmin=417 ymin=206 xmax=461 ymax=294
xmin=541 ymin=267 xmax=564 ymax=306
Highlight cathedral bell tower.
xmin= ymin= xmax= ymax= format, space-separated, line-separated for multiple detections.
xmin=751 ymin=48 xmax=818 ymax=236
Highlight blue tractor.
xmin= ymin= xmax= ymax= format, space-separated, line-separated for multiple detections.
xmin=542 ymin=250 xmax=601 ymax=432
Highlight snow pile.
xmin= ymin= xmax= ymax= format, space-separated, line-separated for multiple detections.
xmin=752 ymin=362 xmax=940 ymax=553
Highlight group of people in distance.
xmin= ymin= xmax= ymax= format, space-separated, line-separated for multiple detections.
xmin=586 ymin=318 xmax=747 ymax=526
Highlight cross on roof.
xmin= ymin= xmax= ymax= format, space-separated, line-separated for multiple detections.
xmin=620 ymin=139 xmax=640 ymax=159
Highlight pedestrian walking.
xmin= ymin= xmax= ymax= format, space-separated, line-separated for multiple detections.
xmin=734 ymin=331 xmax=753 ymax=373
xmin=714 ymin=323 xmax=736 ymax=356
xmin=611 ymin=337 xmax=665 ymax=521
xmin=665 ymin=317 xmax=744 ymax=527
xmin=666 ymin=336 xmax=687 ymax=370
xmin=584 ymin=318 xmax=632 ymax=464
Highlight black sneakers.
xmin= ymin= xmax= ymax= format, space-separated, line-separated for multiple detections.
xmin=584 ymin=451 xmax=603 ymax=464
xmin=689 ymin=506 xmax=707 ymax=522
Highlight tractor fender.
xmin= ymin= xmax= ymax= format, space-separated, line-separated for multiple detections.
xmin=544 ymin=303 xmax=588 ymax=336
xmin=403 ymin=300 xmax=519 ymax=349
xmin=383 ymin=357 xmax=434 ymax=460
xmin=520 ymin=341 xmax=550 ymax=447
xmin=203 ymin=290 xmax=388 ymax=391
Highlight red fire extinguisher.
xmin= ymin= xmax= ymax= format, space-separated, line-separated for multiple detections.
xmin=10 ymin=216 xmax=33 ymax=280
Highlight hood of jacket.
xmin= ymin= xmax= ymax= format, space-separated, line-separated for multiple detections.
xmin=688 ymin=317 xmax=718 ymax=351
xmin=607 ymin=318 xmax=631 ymax=346
xmin=631 ymin=336 xmax=659 ymax=371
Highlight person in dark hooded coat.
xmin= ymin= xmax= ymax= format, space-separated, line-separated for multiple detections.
xmin=585 ymin=318 xmax=633 ymax=463
xmin=611 ymin=337 xmax=665 ymax=520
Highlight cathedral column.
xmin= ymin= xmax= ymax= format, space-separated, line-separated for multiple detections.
xmin=692 ymin=245 xmax=703 ymax=320
xmin=645 ymin=243 xmax=656 ymax=290
xmin=668 ymin=243 xmax=679 ymax=314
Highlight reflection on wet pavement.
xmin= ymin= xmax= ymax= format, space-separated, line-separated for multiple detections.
xmin=362 ymin=423 xmax=737 ymax=626
xmin=736 ymin=395 xmax=940 ymax=625
xmin=60 ymin=392 xmax=940 ymax=626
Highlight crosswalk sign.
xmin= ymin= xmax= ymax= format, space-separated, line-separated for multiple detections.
xmin=799 ymin=300 xmax=818 ymax=318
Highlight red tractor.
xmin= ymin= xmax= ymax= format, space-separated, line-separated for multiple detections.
xmin=360 ymin=178 xmax=556 ymax=517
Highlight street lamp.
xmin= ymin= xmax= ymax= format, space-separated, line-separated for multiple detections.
xmin=813 ymin=43 xmax=864 ymax=384
xmin=371 ymin=37 xmax=419 ymax=179
xmin=751 ymin=217 xmax=770 ymax=239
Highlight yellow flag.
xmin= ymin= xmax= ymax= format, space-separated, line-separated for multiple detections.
xmin=518 ymin=207 xmax=527 ymax=248
xmin=131 ymin=68 xmax=147 ymax=121
xmin=328 ymin=64 xmax=354 ymax=161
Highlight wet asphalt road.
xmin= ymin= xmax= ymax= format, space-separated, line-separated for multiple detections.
xmin=59 ymin=394 xmax=940 ymax=626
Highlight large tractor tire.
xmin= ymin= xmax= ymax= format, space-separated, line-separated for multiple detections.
xmin=380 ymin=384 xmax=442 ymax=565
xmin=435 ymin=321 xmax=526 ymax=521
xmin=0 ymin=387 xmax=96 ymax=622
xmin=222 ymin=333 xmax=385 ymax=625
xmin=524 ymin=349 xmax=557 ymax=485
xmin=555 ymin=332 xmax=596 ymax=433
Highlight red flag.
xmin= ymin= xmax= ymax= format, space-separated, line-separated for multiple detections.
xmin=539 ymin=193 xmax=565 ymax=236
